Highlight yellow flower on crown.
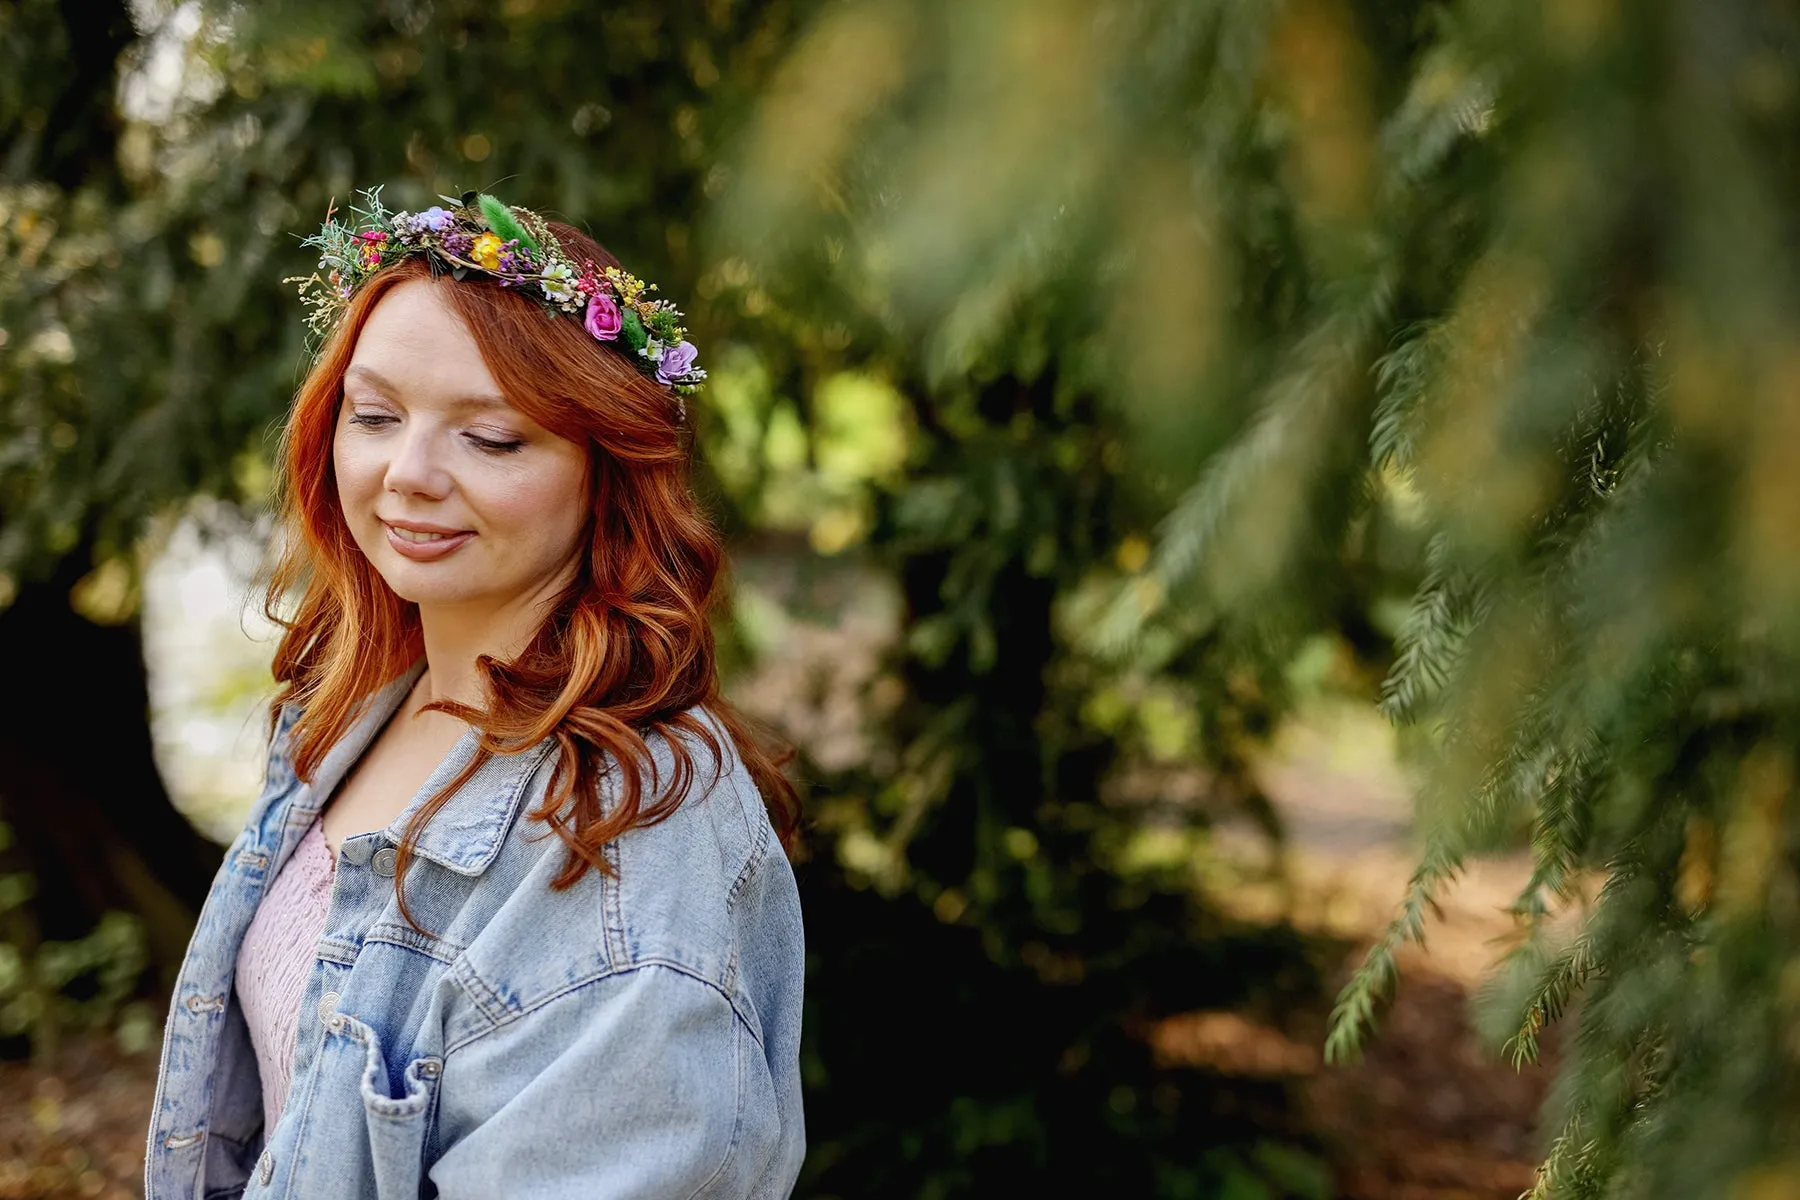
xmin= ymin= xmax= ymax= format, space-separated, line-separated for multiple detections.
xmin=603 ymin=265 xmax=648 ymax=305
xmin=471 ymin=232 xmax=503 ymax=271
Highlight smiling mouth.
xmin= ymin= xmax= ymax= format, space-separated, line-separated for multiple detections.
xmin=387 ymin=525 xmax=470 ymax=544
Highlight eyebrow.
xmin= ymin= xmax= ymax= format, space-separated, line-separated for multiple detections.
xmin=343 ymin=364 xmax=509 ymax=412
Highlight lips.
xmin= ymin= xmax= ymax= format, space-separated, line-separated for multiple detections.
xmin=382 ymin=520 xmax=475 ymax=561
xmin=390 ymin=526 xmax=460 ymax=544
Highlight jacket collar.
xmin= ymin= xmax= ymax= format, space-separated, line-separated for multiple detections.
xmin=295 ymin=659 xmax=556 ymax=877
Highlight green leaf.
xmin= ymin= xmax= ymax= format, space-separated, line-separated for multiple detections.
xmin=477 ymin=194 xmax=539 ymax=254
xmin=621 ymin=308 xmax=647 ymax=353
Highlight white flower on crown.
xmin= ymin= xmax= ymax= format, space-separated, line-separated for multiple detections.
xmin=540 ymin=261 xmax=578 ymax=305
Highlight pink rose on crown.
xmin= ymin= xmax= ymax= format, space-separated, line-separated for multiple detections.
xmin=584 ymin=293 xmax=622 ymax=341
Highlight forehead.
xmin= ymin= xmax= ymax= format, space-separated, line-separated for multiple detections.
xmin=345 ymin=278 xmax=503 ymax=404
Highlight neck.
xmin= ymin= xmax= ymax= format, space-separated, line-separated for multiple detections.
xmin=413 ymin=571 xmax=572 ymax=712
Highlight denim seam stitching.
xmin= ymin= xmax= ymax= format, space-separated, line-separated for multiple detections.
xmin=723 ymin=793 xmax=771 ymax=916
xmin=144 ymin=875 xmax=220 ymax=1199
xmin=449 ymin=956 xmax=512 ymax=1028
xmin=362 ymin=923 xmax=468 ymax=964
xmin=314 ymin=937 xmax=361 ymax=967
xmin=602 ymin=838 xmax=629 ymax=964
xmin=683 ymin=1006 xmax=746 ymax=1200
xmin=274 ymin=1007 xmax=333 ymax=1197
xmin=453 ymin=739 xmax=558 ymax=875
xmin=145 ymin=824 xmax=257 ymax=1200
xmin=442 ymin=960 xmax=764 ymax=1057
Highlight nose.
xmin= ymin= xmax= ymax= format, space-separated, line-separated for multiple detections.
xmin=383 ymin=423 xmax=452 ymax=500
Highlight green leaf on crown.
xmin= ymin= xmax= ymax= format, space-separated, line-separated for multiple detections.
xmin=477 ymin=194 xmax=540 ymax=254
xmin=621 ymin=308 xmax=647 ymax=353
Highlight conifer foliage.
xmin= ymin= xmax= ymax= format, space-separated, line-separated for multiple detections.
xmin=1321 ymin=6 xmax=1800 ymax=1193
xmin=728 ymin=0 xmax=1800 ymax=1193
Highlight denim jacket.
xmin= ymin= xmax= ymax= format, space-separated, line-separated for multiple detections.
xmin=144 ymin=663 xmax=805 ymax=1199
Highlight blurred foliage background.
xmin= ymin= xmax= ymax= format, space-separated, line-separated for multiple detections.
xmin=6 ymin=0 xmax=1800 ymax=1196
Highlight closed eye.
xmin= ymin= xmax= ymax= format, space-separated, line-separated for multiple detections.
xmin=466 ymin=434 xmax=525 ymax=454
xmin=348 ymin=413 xmax=396 ymax=429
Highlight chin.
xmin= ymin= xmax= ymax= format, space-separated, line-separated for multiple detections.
xmin=362 ymin=545 xmax=487 ymax=607
xmin=379 ymin=568 xmax=495 ymax=607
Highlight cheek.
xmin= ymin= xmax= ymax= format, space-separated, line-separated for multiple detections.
xmin=485 ymin=454 xmax=587 ymax=558
xmin=331 ymin=428 xmax=381 ymax=509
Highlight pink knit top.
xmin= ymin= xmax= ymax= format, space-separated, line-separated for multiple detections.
xmin=234 ymin=813 xmax=337 ymax=1133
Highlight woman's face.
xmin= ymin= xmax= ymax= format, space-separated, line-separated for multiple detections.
xmin=333 ymin=278 xmax=589 ymax=616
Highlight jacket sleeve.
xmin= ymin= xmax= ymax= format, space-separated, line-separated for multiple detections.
xmin=429 ymin=963 xmax=780 ymax=1199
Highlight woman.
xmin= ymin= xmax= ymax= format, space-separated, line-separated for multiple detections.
xmin=144 ymin=190 xmax=805 ymax=1199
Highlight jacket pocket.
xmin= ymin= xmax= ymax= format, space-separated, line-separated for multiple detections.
xmin=330 ymin=1011 xmax=443 ymax=1200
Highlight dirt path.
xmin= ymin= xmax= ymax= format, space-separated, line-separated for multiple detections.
xmin=0 ymin=1036 xmax=155 ymax=1200
xmin=1300 ymin=862 xmax=1556 ymax=1199
xmin=1257 ymin=703 xmax=1559 ymax=1200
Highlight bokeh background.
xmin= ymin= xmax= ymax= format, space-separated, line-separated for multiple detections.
xmin=6 ymin=1 xmax=1800 ymax=1197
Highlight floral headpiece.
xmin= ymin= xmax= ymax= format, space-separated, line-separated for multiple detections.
xmin=288 ymin=187 xmax=706 ymax=397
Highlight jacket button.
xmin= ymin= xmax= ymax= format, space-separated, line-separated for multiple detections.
xmin=257 ymin=1148 xmax=274 ymax=1185
xmin=317 ymin=991 xmax=340 ymax=1023
xmin=371 ymin=847 xmax=398 ymax=877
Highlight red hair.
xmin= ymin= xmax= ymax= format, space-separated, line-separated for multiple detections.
xmin=264 ymin=224 xmax=798 ymax=929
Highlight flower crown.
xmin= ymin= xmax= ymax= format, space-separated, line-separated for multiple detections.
xmin=288 ymin=187 xmax=707 ymax=397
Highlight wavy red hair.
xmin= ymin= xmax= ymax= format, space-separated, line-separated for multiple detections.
xmin=264 ymin=223 xmax=798 ymax=929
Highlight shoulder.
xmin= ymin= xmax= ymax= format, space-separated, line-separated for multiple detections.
xmin=266 ymin=700 xmax=305 ymax=782
xmin=613 ymin=707 xmax=775 ymax=894
xmin=236 ymin=700 xmax=306 ymax=833
xmin=455 ymin=705 xmax=799 ymax=1032
xmin=607 ymin=706 xmax=789 ymax=976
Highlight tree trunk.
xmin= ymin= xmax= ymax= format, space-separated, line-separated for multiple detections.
xmin=0 ymin=553 xmax=224 ymax=1012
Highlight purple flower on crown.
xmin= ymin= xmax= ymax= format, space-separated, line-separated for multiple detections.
xmin=584 ymin=293 xmax=623 ymax=341
xmin=421 ymin=206 xmax=452 ymax=231
xmin=656 ymin=340 xmax=699 ymax=384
